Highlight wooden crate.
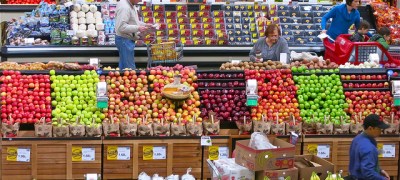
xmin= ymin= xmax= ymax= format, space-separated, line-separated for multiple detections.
xmin=202 ymin=136 xmax=230 ymax=179
xmin=103 ymin=137 xmax=203 ymax=179
xmin=1 ymin=137 xmax=102 ymax=180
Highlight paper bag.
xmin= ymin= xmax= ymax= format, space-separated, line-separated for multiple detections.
xmin=270 ymin=123 xmax=285 ymax=135
xmin=120 ymin=116 xmax=138 ymax=137
xmin=52 ymin=118 xmax=70 ymax=137
xmin=383 ymin=113 xmax=399 ymax=134
xmin=35 ymin=117 xmax=52 ymax=137
xmin=302 ymin=122 xmax=316 ymax=134
xmin=2 ymin=115 xmax=19 ymax=137
xmin=153 ymin=120 xmax=170 ymax=136
xmin=69 ymin=117 xmax=85 ymax=137
xmin=171 ymin=123 xmax=187 ymax=136
xmin=333 ymin=117 xmax=350 ymax=134
xmin=235 ymin=117 xmax=252 ymax=135
xmin=186 ymin=117 xmax=203 ymax=136
xmin=253 ymin=118 xmax=271 ymax=135
xmin=203 ymin=112 xmax=220 ymax=135
xmin=286 ymin=122 xmax=302 ymax=135
xmin=103 ymin=117 xmax=120 ymax=137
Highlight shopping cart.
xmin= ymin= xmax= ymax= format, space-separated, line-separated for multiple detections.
xmin=146 ymin=41 xmax=184 ymax=68
xmin=323 ymin=34 xmax=400 ymax=65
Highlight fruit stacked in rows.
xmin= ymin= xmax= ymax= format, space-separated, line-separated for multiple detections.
xmin=341 ymin=74 xmax=389 ymax=89
xmin=294 ymin=72 xmax=349 ymax=123
xmin=0 ymin=70 xmax=52 ymax=124
xmin=245 ymin=69 xmax=300 ymax=122
xmin=344 ymin=91 xmax=396 ymax=121
xmin=50 ymin=70 xmax=103 ymax=125
xmin=147 ymin=66 xmax=201 ymax=124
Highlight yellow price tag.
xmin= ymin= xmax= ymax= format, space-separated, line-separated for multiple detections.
xmin=307 ymin=144 xmax=318 ymax=155
xmin=199 ymin=12 xmax=204 ymax=16
xmin=166 ymin=12 xmax=171 ymax=16
xmin=181 ymin=39 xmax=186 ymax=44
xmin=167 ymin=19 xmax=172 ymax=23
xmin=107 ymin=146 xmax=118 ymax=160
xmin=206 ymin=39 xmax=211 ymax=45
xmin=193 ymin=30 xmax=198 ymax=35
xmin=209 ymin=146 xmax=219 ymax=160
xmin=378 ymin=143 xmax=383 ymax=157
xmin=7 ymin=147 xmax=17 ymax=161
xmin=218 ymin=40 xmax=225 ymax=45
xmin=72 ymin=146 xmax=82 ymax=161
xmin=169 ymin=37 xmax=175 ymax=41
xmin=216 ymin=24 xmax=220 ymax=29
xmin=157 ymin=31 xmax=162 ymax=36
xmin=205 ymin=30 xmax=209 ymax=35
xmin=143 ymin=145 xmax=153 ymax=160
xmin=189 ymin=12 xmax=195 ymax=17
xmin=190 ymin=19 xmax=196 ymax=24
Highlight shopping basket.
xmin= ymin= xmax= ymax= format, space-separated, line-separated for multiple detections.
xmin=146 ymin=41 xmax=183 ymax=68
xmin=323 ymin=34 xmax=400 ymax=65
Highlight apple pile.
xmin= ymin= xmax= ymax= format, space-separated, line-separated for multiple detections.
xmin=294 ymin=73 xmax=349 ymax=122
xmin=344 ymin=91 xmax=395 ymax=121
xmin=147 ymin=66 xmax=201 ymax=124
xmin=220 ymin=60 xmax=290 ymax=70
xmin=6 ymin=0 xmax=54 ymax=4
xmin=101 ymin=70 xmax=150 ymax=123
xmin=291 ymin=65 xmax=339 ymax=74
xmin=341 ymin=74 xmax=387 ymax=81
xmin=50 ymin=70 xmax=103 ymax=125
xmin=245 ymin=69 xmax=301 ymax=122
xmin=0 ymin=70 xmax=52 ymax=124
xmin=290 ymin=59 xmax=339 ymax=69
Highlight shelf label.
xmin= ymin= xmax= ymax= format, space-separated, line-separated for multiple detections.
xmin=7 ymin=147 xmax=30 ymax=162
xmin=24 ymin=38 xmax=34 ymax=45
xmin=64 ymin=1 xmax=73 ymax=7
xmin=317 ymin=144 xmax=330 ymax=159
xmin=219 ymin=146 xmax=229 ymax=159
xmin=209 ymin=146 xmax=219 ymax=160
xmin=378 ymin=144 xmax=396 ymax=158
xmin=143 ymin=146 xmax=166 ymax=160
xmin=201 ymin=136 xmax=212 ymax=146
xmin=89 ymin=58 xmax=99 ymax=67
xmin=72 ymin=146 xmax=95 ymax=161
xmin=108 ymin=146 xmax=130 ymax=160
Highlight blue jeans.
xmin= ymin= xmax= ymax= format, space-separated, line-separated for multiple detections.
xmin=115 ymin=35 xmax=136 ymax=69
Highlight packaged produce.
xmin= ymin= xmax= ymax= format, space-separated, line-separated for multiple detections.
xmin=35 ymin=117 xmax=52 ymax=137
xmin=235 ymin=116 xmax=252 ymax=135
xmin=203 ymin=112 xmax=220 ymax=135
xmin=152 ymin=118 xmax=170 ymax=136
xmin=86 ymin=118 xmax=102 ymax=137
xmin=69 ymin=117 xmax=86 ymax=137
xmin=103 ymin=116 xmax=120 ymax=137
xmin=316 ymin=116 xmax=333 ymax=134
xmin=333 ymin=116 xmax=350 ymax=135
xmin=350 ymin=113 xmax=363 ymax=134
xmin=171 ymin=118 xmax=187 ymax=136
xmin=2 ymin=115 xmax=20 ymax=138
xmin=138 ymin=172 xmax=151 ymax=180
xmin=119 ymin=116 xmax=137 ymax=137
xmin=186 ymin=116 xmax=203 ymax=136
xmin=271 ymin=114 xmax=286 ymax=135
xmin=52 ymin=118 xmax=70 ymax=137
xmin=253 ymin=114 xmax=272 ymax=134
xmin=138 ymin=116 xmax=153 ymax=136
xmin=383 ymin=113 xmax=399 ymax=134
xmin=286 ymin=114 xmax=303 ymax=135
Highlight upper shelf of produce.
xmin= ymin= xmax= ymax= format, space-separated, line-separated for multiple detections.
xmin=0 ymin=4 xmax=38 ymax=12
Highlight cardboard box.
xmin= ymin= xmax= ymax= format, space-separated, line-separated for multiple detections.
xmin=235 ymin=137 xmax=295 ymax=171
xmin=212 ymin=158 xmax=255 ymax=180
xmin=295 ymin=155 xmax=334 ymax=180
xmin=256 ymin=167 xmax=298 ymax=180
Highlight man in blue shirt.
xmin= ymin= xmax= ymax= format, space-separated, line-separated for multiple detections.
xmin=348 ymin=114 xmax=390 ymax=180
xmin=321 ymin=0 xmax=361 ymax=40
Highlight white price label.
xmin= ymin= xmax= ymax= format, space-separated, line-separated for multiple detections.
xmin=201 ymin=136 xmax=212 ymax=146
xmin=89 ymin=58 xmax=99 ymax=66
xmin=153 ymin=146 xmax=166 ymax=159
xmin=67 ymin=30 xmax=76 ymax=36
xmin=230 ymin=60 xmax=242 ymax=65
xmin=24 ymin=38 xmax=34 ymax=44
xmin=17 ymin=148 xmax=30 ymax=162
xmin=82 ymin=148 xmax=95 ymax=161
xmin=64 ymin=1 xmax=73 ymax=7
xmin=280 ymin=53 xmax=288 ymax=65
xmin=382 ymin=144 xmax=396 ymax=158
xmin=218 ymin=147 xmax=229 ymax=159
xmin=117 ymin=147 xmax=130 ymax=160
xmin=317 ymin=145 xmax=330 ymax=159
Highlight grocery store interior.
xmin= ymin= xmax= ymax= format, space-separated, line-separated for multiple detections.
xmin=0 ymin=0 xmax=400 ymax=179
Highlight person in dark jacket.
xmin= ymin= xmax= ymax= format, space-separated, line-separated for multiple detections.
xmin=369 ymin=27 xmax=391 ymax=50
xmin=350 ymin=20 xmax=370 ymax=42
xmin=348 ymin=114 xmax=390 ymax=180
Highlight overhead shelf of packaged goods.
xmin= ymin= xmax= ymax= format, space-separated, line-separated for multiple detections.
xmin=0 ymin=4 xmax=38 ymax=12
xmin=1 ymin=45 xmax=324 ymax=60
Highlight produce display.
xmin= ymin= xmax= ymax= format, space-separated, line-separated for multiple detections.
xmin=0 ymin=61 xmax=96 ymax=71
xmin=341 ymin=74 xmax=389 ymax=89
xmin=220 ymin=60 xmax=290 ymax=70
xmin=290 ymin=58 xmax=339 ymax=69
xmin=50 ymin=70 xmax=103 ymax=125
xmin=5 ymin=0 xmax=54 ymax=4
xmin=371 ymin=2 xmax=400 ymax=45
xmin=293 ymin=71 xmax=350 ymax=123
xmin=339 ymin=62 xmax=382 ymax=69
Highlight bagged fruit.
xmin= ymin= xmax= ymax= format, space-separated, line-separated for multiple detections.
xmin=303 ymin=117 xmax=317 ymax=134
xmin=64 ymin=63 xmax=82 ymax=71
xmin=285 ymin=114 xmax=302 ymax=135
xmin=333 ymin=116 xmax=350 ymax=135
xmin=35 ymin=117 xmax=52 ymax=137
xmin=2 ymin=115 xmax=19 ymax=138
xmin=153 ymin=118 xmax=170 ymax=136
xmin=52 ymin=118 xmax=70 ymax=137
xmin=86 ymin=118 xmax=102 ymax=137
xmin=138 ymin=115 xmax=153 ymax=136
xmin=253 ymin=114 xmax=271 ymax=134
xmin=120 ymin=116 xmax=138 ymax=137
xmin=203 ymin=112 xmax=220 ymax=135
xmin=186 ymin=115 xmax=203 ymax=136
xmin=316 ymin=116 xmax=333 ymax=135
xmin=350 ymin=113 xmax=363 ymax=134
xmin=171 ymin=117 xmax=187 ymax=136
xmin=384 ymin=113 xmax=399 ymax=134
xmin=270 ymin=114 xmax=285 ymax=135
xmin=103 ymin=116 xmax=120 ymax=137
xmin=69 ymin=116 xmax=86 ymax=137
xmin=235 ymin=116 xmax=252 ymax=135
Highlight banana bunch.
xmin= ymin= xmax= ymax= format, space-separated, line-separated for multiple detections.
xmin=264 ymin=176 xmax=291 ymax=180
xmin=335 ymin=170 xmax=344 ymax=180
xmin=311 ymin=172 xmax=320 ymax=180
xmin=325 ymin=171 xmax=334 ymax=180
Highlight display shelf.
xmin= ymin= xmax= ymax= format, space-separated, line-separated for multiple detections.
xmin=196 ymin=70 xmax=244 ymax=73
xmin=197 ymin=78 xmax=245 ymax=81
xmin=343 ymin=88 xmax=390 ymax=91
xmin=341 ymin=80 xmax=387 ymax=83
xmin=339 ymin=68 xmax=386 ymax=74
xmin=0 ymin=4 xmax=38 ymax=12
xmin=389 ymin=76 xmax=400 ymax=80
xmin=292 ymin=72 xmax=338 ymax=76
xmin=0 ymin=70 xmax=86 ymax=75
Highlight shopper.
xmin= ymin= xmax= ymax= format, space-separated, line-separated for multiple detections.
xmin=115 ymin=0 xmax=151 ymax=70
xmin=249 ymin=24 xmax=290 ymax=63
xmin=350 ymin=20 xmax=370 ymax=42
xmin=321 ymin=0 xmax=362 ymax=40
xmin=347 ymin=114 xmax=390 ymax=180
xmin=369 ymin=27 xmax=391 ymax=50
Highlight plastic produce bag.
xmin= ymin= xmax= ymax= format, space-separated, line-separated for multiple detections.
xmin=152 ymin=174 xmax=163 ymax=180
xmin=138 ymin=172 xmax=151 ymax=180
xmin=181 ymin=168 xmax=196 ymax=180
xmin=249 ymin=132 xmax=277 ymax=150
xmin=165 ymin=174 xmax=179 ymax=180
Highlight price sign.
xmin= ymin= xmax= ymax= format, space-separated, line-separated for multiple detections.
xmin=143 ymin=146 xmax=154 ymax=160
xmin=7 ymin=147 xmax=18 ymax=161
xmin=307 ymin=144 xmax=318 ymax=155
xmin=82 ymin=148 xmax=95 ymax=161
xmin=89 ymin=58 xmax=99 ymax=67
xmin=117 ymin=147 xmax=131 ymax=160
xmin=201 ymin=136 xmax=212 ymax=146
xmin=67 ymin=30 xmax=76 ymax=36
xmin=230 ymin=60 xmax=242 ymax=65
xmin=153 ymin=146 xmax=166 ymax=159
xmin=17 ymin=148 xmax=31 ymax=162
xmin=107 ymin=146 xmax=118 ymax=160
xmin=64 ymin=1 xmax=73 ymax=7
xmin=24 ymin=38 xmax=34 ymax=45
xmin=317 ymin=145 xmax=330 ymax=159
xmin=208 ymin=146 xmax=219 ymax=160
xmin=72 ymin=146 xmax=82 ymax=161
xmin=378 ymin=144 xmax=396 ymax=158
xmin=218 ymin=147 xmax=229 ymax=159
